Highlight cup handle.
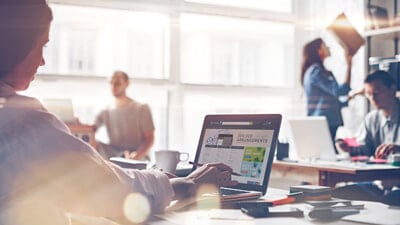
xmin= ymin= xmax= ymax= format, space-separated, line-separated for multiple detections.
xmin=180 ymin=152 xmax=189 ymax=162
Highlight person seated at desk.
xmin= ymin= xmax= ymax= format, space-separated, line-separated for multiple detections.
xmin=0 ymin=1 xmax=237 ymax=224
xmin=336 ymin=70 xmax=400 ymax=158
xmin=94 ymin=70 xmax=155 ymax=160
xmin=334 ymin=70 xmax=400 ymax=206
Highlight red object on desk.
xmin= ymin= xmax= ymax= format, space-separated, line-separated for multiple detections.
xmin=344 ymin=137 xmax=360 ymax=147
xmin=266 ymin=192 xmax=303 ymax=206
xmin=351 ymin=155 xmax=369 ymax=162
xmin=367 ymin=158 xmax=388 ymax=164
xmin=269 ymin=196 xmax=296 ymax=206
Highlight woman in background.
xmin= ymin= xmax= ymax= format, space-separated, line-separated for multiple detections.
xmin=300 ymin=38 xmax=353 ymax=146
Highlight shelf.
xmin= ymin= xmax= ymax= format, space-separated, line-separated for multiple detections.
xmin=364 ymin=26 xmax=400 ymax=39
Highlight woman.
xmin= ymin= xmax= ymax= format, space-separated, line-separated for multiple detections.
xmin=0 ymin=1 xmax=236 ymax=224
xmin=300 ymin=38 xmax=353 ymax=145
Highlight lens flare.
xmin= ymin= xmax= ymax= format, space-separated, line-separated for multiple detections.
xmin=123 ymin=193 xmax=151 ymax=224
xmin=195 ymin=184 xmax=220 ymax=209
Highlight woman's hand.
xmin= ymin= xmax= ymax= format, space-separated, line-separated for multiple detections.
xmin=348 ymin=88 xmax=364 ymax=101
xmin=170 ymin=163 xmax=238 ymax=200
xmin=186 ymin=163 xmax=238 ymax=187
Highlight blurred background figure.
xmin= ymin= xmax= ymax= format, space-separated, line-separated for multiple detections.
xmin=336 ymin=70 xmax=400 ymax=158
xmin=300 ymin=38 xmax=353 ymax=149
xmin=333 ymin=70 xmax=400 ymax=207
xmin=95 ymin=70 xmax=155 ymax=160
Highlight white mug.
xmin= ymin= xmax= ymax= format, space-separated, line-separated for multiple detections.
xmin=155 ymin=150 xmax=189 ymax=174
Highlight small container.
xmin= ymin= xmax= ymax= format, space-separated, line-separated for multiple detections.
xmin=391 ymin=154 xmax=400 ymax=166
xmin=276 ymin=141 xmax=289 ymax=160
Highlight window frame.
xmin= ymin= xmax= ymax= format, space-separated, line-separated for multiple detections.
xmin=37 ymin=0 xmax=303 ymax=155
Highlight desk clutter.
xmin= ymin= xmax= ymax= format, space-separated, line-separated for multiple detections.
xmin=289 ymin=185 xmax=331 ymax=200
xmin=158 ymin=199 xmax=398 ymax=225
xmin=237 ymin=185 xmax=366 ymax=221
xmin=307 ymin=199 xmax=363 ymax=221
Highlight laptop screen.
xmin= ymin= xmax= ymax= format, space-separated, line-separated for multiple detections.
xmin=287 ymin=116 xmax=337 ymax=161
xmin=41 ymin=98 xmax=76 ymax=123
xmin=193 ymin=114 xmax=281 ymax=194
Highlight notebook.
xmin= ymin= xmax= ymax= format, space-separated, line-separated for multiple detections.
xmin=327 ymin=13 xmax=365 ymax=56
xmin=287 ymin=116 xmax=337 ymax=161
xmin=191 ymin=114 xmax=282 ymax=202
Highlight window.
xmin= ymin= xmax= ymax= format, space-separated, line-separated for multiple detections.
xmin=40 ymin=4 xmax=170 ymax=78
xmin=180 ymin=13 xmax=295 ymax=87
xmin=185 ymin=0 xmax=292 ymax=12
xmin=32 ymin=0 xmax=302 ymax=161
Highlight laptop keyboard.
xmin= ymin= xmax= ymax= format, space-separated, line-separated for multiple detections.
xmin=219 ymin=188 xmax=248 ymax=195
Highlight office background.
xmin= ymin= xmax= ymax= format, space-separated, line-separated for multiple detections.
xmin=21 ymin=0 xmax=398 ymax=160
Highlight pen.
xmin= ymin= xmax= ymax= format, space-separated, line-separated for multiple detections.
xmin=188 ymin=161 xmax=242 ymax=176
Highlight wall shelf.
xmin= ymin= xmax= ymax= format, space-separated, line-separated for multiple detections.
xmin=364 ymin=26 xmax=400 ymax=39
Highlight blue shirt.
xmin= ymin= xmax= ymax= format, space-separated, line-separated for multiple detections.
xmin=303 ymin=63 xmax=351 ymax=127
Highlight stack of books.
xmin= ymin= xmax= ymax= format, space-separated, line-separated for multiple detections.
xmin=289 ymin=185 xmax=332 ymax=200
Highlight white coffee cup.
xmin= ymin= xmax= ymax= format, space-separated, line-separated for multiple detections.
xmin=155 ymin=150 xmax=189 ymax=174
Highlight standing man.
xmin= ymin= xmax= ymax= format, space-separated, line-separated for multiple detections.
xmin=95 ymin=70 xmax=155 ymax=160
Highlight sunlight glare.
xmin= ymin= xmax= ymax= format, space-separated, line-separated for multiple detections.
xmin=123 ymin=193 xmax=151 ymax=224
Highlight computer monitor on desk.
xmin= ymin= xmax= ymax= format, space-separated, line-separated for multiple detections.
xmin=287 ymin=116 xmax=337 ymax=162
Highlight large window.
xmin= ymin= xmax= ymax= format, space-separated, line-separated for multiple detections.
xmin=40 ymin=4 xmax=170 ymax=78
xmin=180 ymin=13 xmax=295 ymax=87
xmin=185 ymin=0 xmax=292 ymax=12
xmin=30 ymin=0 xmax=309 ymax=161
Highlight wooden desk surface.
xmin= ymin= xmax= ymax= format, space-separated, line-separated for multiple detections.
xmin=149 ymin=188 xmax=399 ymax=225
xmin=273 ymin=160 xmax=400 ymax=174
xmin=66 ymin=123 xmax=97 ymax=148
xmin=271 ymin=160 xmax=400 ymax=188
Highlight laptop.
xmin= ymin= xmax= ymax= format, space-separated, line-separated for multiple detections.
xmin=287 ymin=116 xmax=337 ymax=162
xmin=42 ymin=98 xmax=76 ymax=123
xmin=191 ymin=114 xmax=282 ymax=202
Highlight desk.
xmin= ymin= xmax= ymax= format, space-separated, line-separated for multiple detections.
xmin=271 ymin=160 xmax=400 ymax=188
xmin=66 ymin=123 xmax=96 ymax=148
xmin=150 ymin=188 xmax=400 ymax=225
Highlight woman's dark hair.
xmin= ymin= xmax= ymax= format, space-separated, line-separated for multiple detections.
xmin=365 ymin=70 xmax=396 ymax=88
xmin=0 ymin=0 xmax=53 ymax=78
xmin=300 ymin=38 xmax=325 ymax=86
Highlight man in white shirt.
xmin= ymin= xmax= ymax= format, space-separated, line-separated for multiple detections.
xmin=336 ymin=70 xmax=400 ymax=158
xmin=334 ymin=70 xmax=400 ymax=206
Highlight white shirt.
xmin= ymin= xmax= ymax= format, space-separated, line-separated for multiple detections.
xmin=355 ymin=98 xmax=400 ymax=156
xmin=0 ymin=81 xmax=173 ymax=223
xmin=95 ymin=99 xmax=154 ymax=155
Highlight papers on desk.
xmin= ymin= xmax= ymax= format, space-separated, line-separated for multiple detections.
xmin=342 ymin=201 xmax=400 ymax=225
xmin=157 ymin=209 xmax=311 ymax=225
xmin=68 ymin=214 xmax=120 ymax=225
